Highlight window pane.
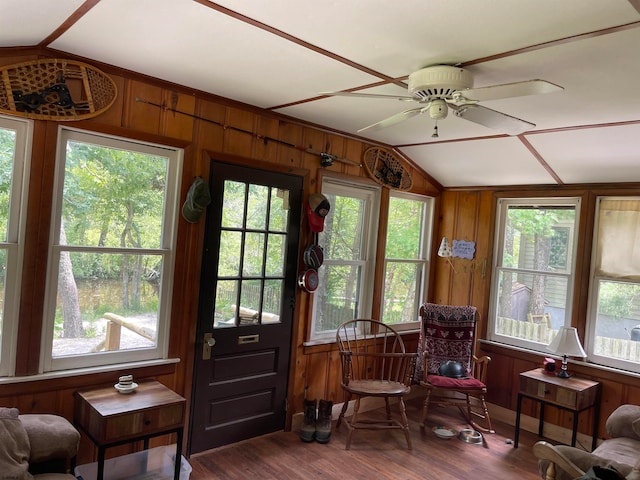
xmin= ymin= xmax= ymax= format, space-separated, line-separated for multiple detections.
xmin=494 ymin=270 xmax=565 ymax=344
xmin=322 ymin=194 xmax=364 ymax=261
xmin=263 ymin=279 xmax=282 ymax=324
xmin=269 ymin=189 xmax=289 ymax=232
xmin=502 ymin=206 xmax=575 ymax=274
xmin=0 ymin=249 xmax=6 ymax=325
xmin=0 ymin=128 xmax=16 ymax=242
xmin=265 ymin=234 xmax=285 ymax=277
xmin=315 ymin=264 xmax=361 ymax=334
xmin=246 ymin=184 xmax=268 ymax=231
xmin=218 ymin=231 xmax=241 ymax=276
xmin=63 ymin=141 xmax=167 ymax=249
xmin=215 ymin=280 xmax=239 ymax=328
xmin=592 ymin=280 xmax=640 ymax=363
xmin=382 ymin=261 xmax=420 ymax=324
xmin=386 ymin=197 xmax=423 ymax=259
xmin=52 ymin=252 xmax=160 ymax=357
xmin=221 ymin=181 xmax=246 ymax=228
xmin=243 ymin=232 xmax=265 ymax=276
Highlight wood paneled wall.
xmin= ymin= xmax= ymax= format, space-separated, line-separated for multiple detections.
xmin=3 ymin=49 xmax=640 ymax=460
xmin=0 ymin=50 xmax=437 ymax=463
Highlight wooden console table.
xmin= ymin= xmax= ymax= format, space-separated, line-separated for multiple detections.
xmin=514 ymin=368 xmax=600 ymax=451
xmin=75 ymin=380 xmax=186 ymax=480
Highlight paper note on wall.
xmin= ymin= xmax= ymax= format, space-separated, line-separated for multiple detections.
xmin=452 ymin=240 xmax=475 ymax=259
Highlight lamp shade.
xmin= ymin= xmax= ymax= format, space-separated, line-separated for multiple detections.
xmin=438 ymin=237 xmax=452 ymax=257
xmin=547 ymin=327 xmax=587 ymax=358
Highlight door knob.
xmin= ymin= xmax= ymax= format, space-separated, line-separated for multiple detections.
xmin=203 ymin=333 xmax=215 ymax=360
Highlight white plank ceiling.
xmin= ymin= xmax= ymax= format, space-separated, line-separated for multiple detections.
xmin=2 ymin=0 xmax=640 ymax=187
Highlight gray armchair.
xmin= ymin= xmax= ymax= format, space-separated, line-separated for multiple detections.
xmin=534 ymin=404 xmax=640 ymax=480
xmin=0 ymin=407 xmax=80 ymax=479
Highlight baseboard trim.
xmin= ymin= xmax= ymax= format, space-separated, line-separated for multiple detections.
xmin=293 ymin=392 xmax=598 ymax=448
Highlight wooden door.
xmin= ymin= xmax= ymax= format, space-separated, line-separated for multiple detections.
xmin=189 ymin=161 xmax=302 ymax=454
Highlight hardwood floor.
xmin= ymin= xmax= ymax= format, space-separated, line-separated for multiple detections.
xmin=188 ymin=399 xmax=544 ymax=479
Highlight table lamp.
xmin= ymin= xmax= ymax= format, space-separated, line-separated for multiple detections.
xmin=547 ymin=326 xmax=586 ymax=378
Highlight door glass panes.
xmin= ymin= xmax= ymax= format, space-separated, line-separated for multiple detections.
xmin=221 ymin=181 xmax=245 ymax=228
xmin=215 ymin=181 xmax=288 ymax=328
xmin=246 ymin=184 xmax=268 ymax=230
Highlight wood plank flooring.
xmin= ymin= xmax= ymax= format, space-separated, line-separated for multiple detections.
xmin=188 ymin=399 xmax=545 ymax=479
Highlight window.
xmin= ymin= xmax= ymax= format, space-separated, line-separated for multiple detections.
xmin=42 ymin=127 xmax=182 ymax=372
xmin=0 ymin=115 xmax=31 ymax=376
xmin=586 ymin=197 xmax=640 ymax=372
xmin=488 ymin=198 xmax=580 ymax=352
xmin=310 ymin=178 xmax=380 ymax=342
xmin=381 ymin=192 xmax=433 ymax=329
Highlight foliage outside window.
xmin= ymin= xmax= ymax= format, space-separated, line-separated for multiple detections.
xmin=42 ymin=128 xmax=181 ymax=372
xmin=310 ymin=179 xmax=379 ymax=342
xmin=587 ymin=197 xmax=640 ymax=372
xmin=381 ymin=192 xmax=433 ymax=329
xmin=489 ymin=198 xmax=580 ymax=352
xmin=0 ymin=116 xmax=30 ymax=376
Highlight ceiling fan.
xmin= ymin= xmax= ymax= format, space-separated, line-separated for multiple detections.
xmin=322 ymin=65 xmax=563 ymax=136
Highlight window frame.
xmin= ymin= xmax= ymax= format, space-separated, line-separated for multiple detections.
xmin=488 ymin=196 xmax=581 ymax=352
xmin=308 ymin=177 xmax=380 ymax=343
xmin=381 ymin=190 xmax=434 ymax=331
xmin=40 ymin=126 xmax=182 ymax=372
xmin=0 ymin=115 xmax=32 ymax=377
xmin=585 ymin=196 xmax=640 ymax=373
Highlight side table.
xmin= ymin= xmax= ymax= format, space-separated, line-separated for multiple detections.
xmin=75 ymin=380 xmax=186 ymax=480
xmin=514 ymin=368 xmax=600 ymax=451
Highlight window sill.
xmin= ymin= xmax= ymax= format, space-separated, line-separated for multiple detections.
xmin=480 ymin=339 xmax=640 ymax=381
xmin=0 ymin=358 xmax=180 ymax=386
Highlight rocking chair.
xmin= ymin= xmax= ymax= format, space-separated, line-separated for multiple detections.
xmin=415 ymin=303 xmax=494 ymax=433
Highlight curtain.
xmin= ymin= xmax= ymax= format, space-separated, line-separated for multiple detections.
xmin=596 ymin=199 xmax=640 ymax=280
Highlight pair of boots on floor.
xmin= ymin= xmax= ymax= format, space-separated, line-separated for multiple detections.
xmin=300 ymin=399 xmax=333 ymax=443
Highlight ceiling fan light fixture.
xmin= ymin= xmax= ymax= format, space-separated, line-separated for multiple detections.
xmin=428 ymin=99 xmax=448 ymax=119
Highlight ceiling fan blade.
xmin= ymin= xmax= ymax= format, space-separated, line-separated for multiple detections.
xmin=460 ymin=79 xmax=563 ymax=102
xmin=357 ymin=106 xmax=425 ymax=132
xmin=321 ymin=91 xmax=415 ymax=101
xmin=451 ymin=104 xmax=535 ymax=135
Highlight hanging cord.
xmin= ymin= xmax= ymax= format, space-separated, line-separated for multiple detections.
xmin=135 ymin=97 xmax=362 ymax=167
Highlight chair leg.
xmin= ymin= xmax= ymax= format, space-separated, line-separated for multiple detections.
xmin=420 ymin=388 xmax=432 ymax=428
xmin=474 ymin=394 xmax=495 ymax=433
xmin=384 ymin=397 xmax=393 ymax=424
xmin=398 ymin=397 xmax=412 ymax=450
xmin=336 ymin=392 xmax=351 ymax=428
xmin=345 ymin=397 xmax=361 ymax=450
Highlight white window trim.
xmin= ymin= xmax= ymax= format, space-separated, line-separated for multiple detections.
xmin=309 ymin=177 xmax=380 ymax=343
xmin=382 ymin=190 xmax=434 ymax=331
xmin=0 ymin=115 xmax=32 ymax=377
xmin=585 ymin=196 xmax=640 ymax=372
xmin=488 ymin=196 xmax=581 ymax=353
xmin=40 ymin=126 xmax=182 ymax=372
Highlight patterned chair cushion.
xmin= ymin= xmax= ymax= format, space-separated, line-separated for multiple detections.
xmin=426 ymin=374 xmax=486 ymax=390
xmin=415 ymin=303 xmax=477 ymax=383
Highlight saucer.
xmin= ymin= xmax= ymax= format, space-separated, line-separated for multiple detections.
xmin=114 ymin=382 xmax=138 ymax=394
xmin=432 ymin=425 xmax=457 ymax=439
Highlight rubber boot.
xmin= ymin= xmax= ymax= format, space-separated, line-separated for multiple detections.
xmin=315 ymin=399 xmax=333 ymax=443
xmin=300 ymin=398 xmax=317 ymax=442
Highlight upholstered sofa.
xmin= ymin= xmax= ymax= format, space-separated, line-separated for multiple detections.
xmin=0 ymin=407 xmax=80 ymax=479
xmin=535 ymin=404 xmax=640 ymax=480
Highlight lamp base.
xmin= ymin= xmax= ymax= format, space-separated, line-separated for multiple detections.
xmin=556 ymin=355 xmax=570 ymax=378
xmin=556 ymin=370 xmax=571 ymax=378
